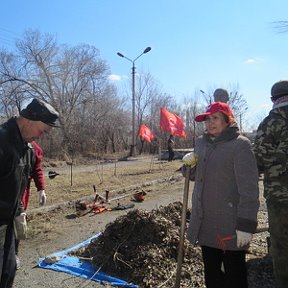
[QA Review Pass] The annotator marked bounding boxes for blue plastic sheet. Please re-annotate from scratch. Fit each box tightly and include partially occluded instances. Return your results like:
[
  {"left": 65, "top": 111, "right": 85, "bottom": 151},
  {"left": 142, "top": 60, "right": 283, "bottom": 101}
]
[{"left": 38, "top": 233, "right": 138, "bottom": 287}]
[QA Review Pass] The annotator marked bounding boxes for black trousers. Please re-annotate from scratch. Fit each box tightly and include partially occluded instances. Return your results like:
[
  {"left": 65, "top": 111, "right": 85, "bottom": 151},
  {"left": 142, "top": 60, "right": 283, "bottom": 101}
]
[
  {"left": 201, "top": 246, "right": 248, "bottom": 288},
  {"left": 0, "top": 224, "right": 16, "bottom": 288},
  {"left": 168, "top": 149, "right": 174, "bottom": 161}
]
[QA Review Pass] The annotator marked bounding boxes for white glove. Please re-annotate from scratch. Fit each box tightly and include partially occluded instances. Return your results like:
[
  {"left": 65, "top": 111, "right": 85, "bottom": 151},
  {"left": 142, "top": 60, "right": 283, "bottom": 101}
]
[
  {"left": 182, "top": 152, "right": 197, "bottom": 168},
  {"left": 38, "top": 190, "right": 47, "bottom": 206},
  {"left": 236, "top": 230, "right": 252, "bottom": 248}
]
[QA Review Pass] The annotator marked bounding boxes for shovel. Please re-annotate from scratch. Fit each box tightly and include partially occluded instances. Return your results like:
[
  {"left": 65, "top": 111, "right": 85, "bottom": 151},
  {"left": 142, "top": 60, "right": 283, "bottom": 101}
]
[{"left": 174, "top": 165, "right": 191, "bottom": 288}]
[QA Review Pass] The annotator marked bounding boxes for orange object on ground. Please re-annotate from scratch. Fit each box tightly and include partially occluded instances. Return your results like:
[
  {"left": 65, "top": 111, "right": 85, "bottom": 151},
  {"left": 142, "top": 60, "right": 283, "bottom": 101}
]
[
  {"left": 92, "top": 206, "right": 111, "bottom": 214},
  {"left": 132, "top": 191, "right": 147, "bottom": 202}
]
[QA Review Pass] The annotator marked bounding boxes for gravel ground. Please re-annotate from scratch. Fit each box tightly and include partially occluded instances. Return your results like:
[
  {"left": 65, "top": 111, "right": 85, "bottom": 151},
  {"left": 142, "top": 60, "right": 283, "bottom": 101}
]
[{"left": 13, "top": 162, "right": 274, "bottom": 288}]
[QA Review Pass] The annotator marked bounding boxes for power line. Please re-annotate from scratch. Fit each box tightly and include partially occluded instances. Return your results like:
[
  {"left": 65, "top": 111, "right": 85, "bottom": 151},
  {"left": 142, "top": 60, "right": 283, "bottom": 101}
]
[
  {"left": 0, "top": 27, "right": 20, "bottom": 37},
  {"left": 0, "top": 27, "right": 20, "bottom": 48},
  {"left": 0, "top": 36, "right": 15, "bottom": 45}
]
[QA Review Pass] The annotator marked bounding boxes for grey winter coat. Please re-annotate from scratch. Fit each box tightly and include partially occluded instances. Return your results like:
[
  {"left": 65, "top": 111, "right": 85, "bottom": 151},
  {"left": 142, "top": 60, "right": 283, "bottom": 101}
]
[{"left": 187, "top": 125, "right": 260, "bottom": 251}]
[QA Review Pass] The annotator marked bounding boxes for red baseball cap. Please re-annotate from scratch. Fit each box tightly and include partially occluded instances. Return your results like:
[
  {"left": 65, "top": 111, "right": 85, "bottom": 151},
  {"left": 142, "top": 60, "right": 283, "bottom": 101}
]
[{"left": 195, "top": 102, "right": 234, "bottom": 122}]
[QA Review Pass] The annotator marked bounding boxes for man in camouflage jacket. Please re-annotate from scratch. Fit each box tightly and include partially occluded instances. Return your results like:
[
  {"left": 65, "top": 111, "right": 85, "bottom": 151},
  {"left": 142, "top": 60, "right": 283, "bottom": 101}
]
[{"left": 253, "top": 80, "right": 288, "bottom": 288}]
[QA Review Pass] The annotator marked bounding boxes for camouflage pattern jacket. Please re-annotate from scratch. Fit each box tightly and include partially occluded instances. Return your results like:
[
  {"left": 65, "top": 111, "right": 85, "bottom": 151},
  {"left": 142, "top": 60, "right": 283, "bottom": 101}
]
[{"left": 254, "top": 104, "right": 288, "bottom": 204}]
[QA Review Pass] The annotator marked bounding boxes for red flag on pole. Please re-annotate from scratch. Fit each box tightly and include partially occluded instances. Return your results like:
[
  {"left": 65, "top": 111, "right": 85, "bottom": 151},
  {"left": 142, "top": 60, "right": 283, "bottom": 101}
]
[
  {"left": 160, "top": 108, "right": 187, "bottom": 137},
  {"left": 138, "top": 124, "right": 155, "bottom": 143}
]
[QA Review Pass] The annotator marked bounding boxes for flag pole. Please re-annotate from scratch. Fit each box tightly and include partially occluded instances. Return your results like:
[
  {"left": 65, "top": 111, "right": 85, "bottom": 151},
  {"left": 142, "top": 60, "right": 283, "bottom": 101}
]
[{"left": 174, "top": 166, "right": 191, "bottom": 288}]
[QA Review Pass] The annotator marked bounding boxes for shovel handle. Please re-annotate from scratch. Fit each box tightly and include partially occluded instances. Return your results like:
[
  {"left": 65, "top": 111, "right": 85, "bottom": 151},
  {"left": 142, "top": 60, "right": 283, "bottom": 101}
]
[{"left": 93, "top": 185, "right": 98, "bottom": 202}]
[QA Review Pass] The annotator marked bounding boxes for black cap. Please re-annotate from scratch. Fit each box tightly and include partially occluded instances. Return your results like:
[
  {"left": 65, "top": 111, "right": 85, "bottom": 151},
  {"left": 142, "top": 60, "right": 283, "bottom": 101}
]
[
  {"left": 213, "top": 88, "right": 229, "bottom": 103},
  {"left": 20, "top": 98, "right": 59, "bottom": 127},
  {"left": 271, "top": 80, "right": 288, "bottom": 101}
]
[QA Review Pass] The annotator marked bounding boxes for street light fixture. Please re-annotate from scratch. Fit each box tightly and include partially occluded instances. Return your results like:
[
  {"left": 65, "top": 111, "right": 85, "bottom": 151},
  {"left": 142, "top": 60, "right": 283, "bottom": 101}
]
[
  {"left": 117, "top": 47, "right": 151, "bottom": 157},
  {"left": 200, "top": 89, "right": 212, "bottom": 104}
]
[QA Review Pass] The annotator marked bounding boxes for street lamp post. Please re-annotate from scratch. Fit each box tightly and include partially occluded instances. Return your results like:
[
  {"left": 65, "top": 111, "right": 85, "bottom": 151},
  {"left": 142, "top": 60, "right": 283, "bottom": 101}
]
[{"left": 117, "top": 47, "right": 151, "bottom": 157}]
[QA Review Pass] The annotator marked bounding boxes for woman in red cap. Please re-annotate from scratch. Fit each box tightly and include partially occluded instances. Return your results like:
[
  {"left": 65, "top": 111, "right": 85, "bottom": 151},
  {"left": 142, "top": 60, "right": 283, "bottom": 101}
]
[{"left": 186, "top": 102, "right": 259, "bottom": 288}]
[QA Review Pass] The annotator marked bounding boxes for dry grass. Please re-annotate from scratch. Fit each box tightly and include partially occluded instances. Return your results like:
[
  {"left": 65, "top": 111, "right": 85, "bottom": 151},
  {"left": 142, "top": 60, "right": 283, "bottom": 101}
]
[
  {"left": 27, "top": 158, "right": 182, "bottom": 210},
  {"left": 25, "top": 157, "right": 184, "bottom": 239}
]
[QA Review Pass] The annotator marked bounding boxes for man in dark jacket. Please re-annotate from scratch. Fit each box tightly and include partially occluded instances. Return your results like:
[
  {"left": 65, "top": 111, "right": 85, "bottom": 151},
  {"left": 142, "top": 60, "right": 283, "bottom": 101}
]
[{"left": 0, "top": 98, "right": 59, "bottom": 287}]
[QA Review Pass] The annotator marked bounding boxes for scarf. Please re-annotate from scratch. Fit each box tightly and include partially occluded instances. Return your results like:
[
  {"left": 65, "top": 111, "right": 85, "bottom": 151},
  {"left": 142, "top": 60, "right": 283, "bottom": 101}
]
[{"left": 273, "top": 96, "right": 288, "bottom": 109}]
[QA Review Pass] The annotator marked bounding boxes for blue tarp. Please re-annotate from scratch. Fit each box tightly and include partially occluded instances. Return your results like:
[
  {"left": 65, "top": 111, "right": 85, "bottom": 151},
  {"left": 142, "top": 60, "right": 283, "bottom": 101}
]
[{"left": 38, "top": 233, "right": 138, "bottom": 287}]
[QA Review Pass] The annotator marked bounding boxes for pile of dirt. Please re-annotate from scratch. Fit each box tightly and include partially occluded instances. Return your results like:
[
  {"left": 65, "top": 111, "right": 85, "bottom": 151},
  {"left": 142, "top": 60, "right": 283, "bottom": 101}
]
[
  {"left": 70, "top": 202, "right": 205, "bottom": 287},
  {"left": 69, "top": 201, "right": 276, "bottom": 288}
]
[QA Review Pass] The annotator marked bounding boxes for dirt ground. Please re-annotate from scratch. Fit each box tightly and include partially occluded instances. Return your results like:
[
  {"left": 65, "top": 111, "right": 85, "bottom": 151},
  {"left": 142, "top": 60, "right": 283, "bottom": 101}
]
[
  {"left": 14, "top": 157, "right": 187, "bottom": 288},
  {"left": 13, "top": 156, "right": 270, "bottom": 288}
]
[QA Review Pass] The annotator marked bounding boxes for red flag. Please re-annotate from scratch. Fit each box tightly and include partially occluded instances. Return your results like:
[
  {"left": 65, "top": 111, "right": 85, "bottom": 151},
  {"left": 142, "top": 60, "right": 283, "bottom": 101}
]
[
  {"left": 138, "top": 124, "right": 155, "bottom": 143},
  {"left": 160, "top": 108, "right": 187, "bottom": 137}
]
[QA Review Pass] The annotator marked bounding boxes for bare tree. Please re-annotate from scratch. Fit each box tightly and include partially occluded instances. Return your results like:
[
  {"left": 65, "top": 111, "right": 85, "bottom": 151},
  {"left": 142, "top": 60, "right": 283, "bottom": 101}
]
[
  {"left": 0, "top": 50, "right": 33, "bottom": 116},
  {"left": 2, "top": 29, "right": 254, "bottom": 158},
  {"left": 135, "top": 71, "right": 158, "bottom": 125},
  {"left": 0, "top": 30, "right": 129, "bottom": 157},
  {"left": 183, "top": 92, "right": 206, "bottom": 147},
  {"left": 226, "top": 85, "right": 248, "bottom": 133},
  {"left": 133, "top": 70, "right": 162, "bottom": 153}
]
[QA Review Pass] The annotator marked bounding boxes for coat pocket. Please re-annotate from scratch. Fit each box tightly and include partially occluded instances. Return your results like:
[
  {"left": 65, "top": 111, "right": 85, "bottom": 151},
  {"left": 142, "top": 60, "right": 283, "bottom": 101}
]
[{"left": 14, "top": 213, "right": 27, "bottom": 240}]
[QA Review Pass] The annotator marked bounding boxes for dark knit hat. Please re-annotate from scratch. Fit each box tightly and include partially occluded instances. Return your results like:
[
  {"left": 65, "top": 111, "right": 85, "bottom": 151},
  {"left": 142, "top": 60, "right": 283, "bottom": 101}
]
[
  {"left": 213, "top": 88, "right": 229, "bottom": 103},
  {"left": 20, "top": 98, "right": 59, "bottom": 127},
  {"left": 271, "top": 80, "right": 288, "bottom": 101}
]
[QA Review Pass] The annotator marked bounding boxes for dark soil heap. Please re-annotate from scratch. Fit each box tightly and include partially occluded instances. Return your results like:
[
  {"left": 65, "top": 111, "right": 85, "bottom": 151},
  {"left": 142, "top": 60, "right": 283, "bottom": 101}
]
[
  {"left": 70, "top": 202, "right": 276, "bottom": 288},
  {"left": 71, "top": 202, "right": 205, "bottom": 287}
]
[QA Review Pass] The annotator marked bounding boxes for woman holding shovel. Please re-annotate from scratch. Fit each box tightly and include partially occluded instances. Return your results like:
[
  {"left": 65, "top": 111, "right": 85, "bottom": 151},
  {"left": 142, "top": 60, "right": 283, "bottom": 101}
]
[{"left": 186, "top": 102, "right": 259, "bottom": 288}]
